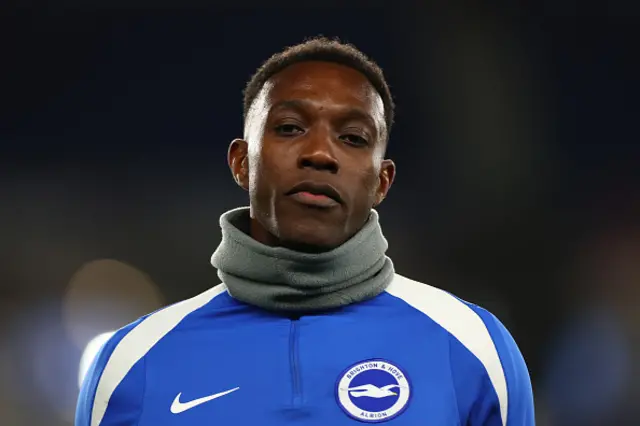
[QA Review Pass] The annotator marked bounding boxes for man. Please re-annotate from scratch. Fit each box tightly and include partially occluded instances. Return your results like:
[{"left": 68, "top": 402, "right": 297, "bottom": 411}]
[{"left": 76, "top": 37, "right": 535, "bottom": 425}]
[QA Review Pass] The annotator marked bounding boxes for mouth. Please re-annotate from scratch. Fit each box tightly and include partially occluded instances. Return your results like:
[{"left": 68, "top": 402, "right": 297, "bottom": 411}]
[{"left": 286, "top": 181, "right": 343, "bottom": 208}]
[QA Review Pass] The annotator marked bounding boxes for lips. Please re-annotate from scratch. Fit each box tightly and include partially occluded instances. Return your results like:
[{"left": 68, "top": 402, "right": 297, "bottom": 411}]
[{"left": 286, "top": 181, "right": 343, "bottom": 206}]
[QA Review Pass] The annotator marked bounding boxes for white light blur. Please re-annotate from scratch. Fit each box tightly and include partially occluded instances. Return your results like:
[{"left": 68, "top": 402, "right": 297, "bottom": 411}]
[
  {"left": 78, "top": 331, "right": 115, "bottom": 389},
  {"left": 63, "top": 259, "right": 164, "bottom": 350}
]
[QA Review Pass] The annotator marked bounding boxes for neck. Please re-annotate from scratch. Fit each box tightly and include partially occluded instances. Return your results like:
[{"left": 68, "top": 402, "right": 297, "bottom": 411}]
[{"left": 210, "top": 207, "right": 395, "bottom": 313}]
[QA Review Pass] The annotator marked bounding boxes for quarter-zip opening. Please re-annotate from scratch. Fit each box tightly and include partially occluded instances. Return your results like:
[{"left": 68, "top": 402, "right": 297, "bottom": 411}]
[{"left": 289, "top": 319, "right": 303, "bottom": 407}]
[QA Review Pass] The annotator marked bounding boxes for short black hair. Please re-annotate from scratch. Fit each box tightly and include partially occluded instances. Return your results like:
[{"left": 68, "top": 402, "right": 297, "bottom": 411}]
[{"left": 243, "top": 36, "right": 395, "bottom": 140}]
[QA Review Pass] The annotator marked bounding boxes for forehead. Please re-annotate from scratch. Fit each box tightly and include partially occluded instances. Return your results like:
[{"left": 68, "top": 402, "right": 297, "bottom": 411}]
[{"left": 263, "top": 61, "right": 385, "bottom": 128}]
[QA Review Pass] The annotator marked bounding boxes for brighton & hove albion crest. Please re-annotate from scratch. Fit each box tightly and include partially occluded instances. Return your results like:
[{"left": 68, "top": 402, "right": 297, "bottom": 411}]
[{"left": 336, "top": 359, "right": 411, "bottom": 423}]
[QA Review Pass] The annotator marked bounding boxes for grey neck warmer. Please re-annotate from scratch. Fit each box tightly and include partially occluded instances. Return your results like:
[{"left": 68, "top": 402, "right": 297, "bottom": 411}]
[{"left": 210, "top": 207, "right": 395, "bottom": 313}]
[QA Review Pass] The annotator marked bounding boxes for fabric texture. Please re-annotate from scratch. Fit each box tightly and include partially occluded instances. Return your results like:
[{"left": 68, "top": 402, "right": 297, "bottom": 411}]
[{"left": 210, "top": 207, "right": 395, "bottom": 313}]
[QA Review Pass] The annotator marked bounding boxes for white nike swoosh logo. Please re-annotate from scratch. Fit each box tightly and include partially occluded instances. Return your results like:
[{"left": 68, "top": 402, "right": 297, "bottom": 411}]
[{"left": 170, "top": 387, "right": 240, "bottom": 414}]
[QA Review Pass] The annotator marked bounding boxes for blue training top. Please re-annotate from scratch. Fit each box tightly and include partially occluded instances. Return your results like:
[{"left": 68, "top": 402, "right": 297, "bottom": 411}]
[{"left": 76, "top": 274, "right": 535, "bottom": 425}]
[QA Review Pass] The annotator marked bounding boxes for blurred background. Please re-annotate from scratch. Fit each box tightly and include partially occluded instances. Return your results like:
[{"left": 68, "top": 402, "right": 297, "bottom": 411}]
[{"left": 1, "top": 2, "right": 638, "bottom": 425}]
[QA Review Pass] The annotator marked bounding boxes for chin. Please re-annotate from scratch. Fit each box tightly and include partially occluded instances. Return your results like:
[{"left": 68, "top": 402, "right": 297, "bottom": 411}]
[{"left": 277, "top": 222, "right": 344, "bottom": 253}]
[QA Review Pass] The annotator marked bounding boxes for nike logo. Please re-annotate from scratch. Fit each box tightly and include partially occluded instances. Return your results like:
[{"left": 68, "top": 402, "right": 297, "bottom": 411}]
[{"left": 170, "top": 387, "right": 240, "bottom": 414}]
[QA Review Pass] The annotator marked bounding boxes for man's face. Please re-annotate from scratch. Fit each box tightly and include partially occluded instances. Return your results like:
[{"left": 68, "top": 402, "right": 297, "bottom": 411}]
[{"left": 229, "top": 61, "right": 395, "bottom": 251}]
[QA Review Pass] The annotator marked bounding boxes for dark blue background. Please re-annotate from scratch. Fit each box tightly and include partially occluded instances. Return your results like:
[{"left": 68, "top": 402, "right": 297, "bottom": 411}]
[{"left": 0, "top": 4, "right": 638, "bottom": 425}]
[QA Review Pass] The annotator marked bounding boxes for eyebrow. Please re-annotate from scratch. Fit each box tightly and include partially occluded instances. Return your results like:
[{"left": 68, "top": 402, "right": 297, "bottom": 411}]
[
  {"left": 270, "top": 99, "right": 378, "bottom": 132},
  {"left": 270, "top": 99, "right": 310, "bottom": 113}
]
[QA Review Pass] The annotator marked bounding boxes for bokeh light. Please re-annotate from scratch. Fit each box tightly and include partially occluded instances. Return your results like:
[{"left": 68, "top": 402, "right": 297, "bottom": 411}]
[{"left": 62, "top": 259, "right": 164, "bottom": 350}]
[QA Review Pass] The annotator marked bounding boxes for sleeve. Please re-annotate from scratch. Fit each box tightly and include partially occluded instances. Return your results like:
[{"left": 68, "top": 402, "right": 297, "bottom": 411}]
[
  {"left": 75, "top": 321, "right": 146, "bottom": 426},
  {"left": 475, "top": 308, "right": 536, "bottom": 426}
]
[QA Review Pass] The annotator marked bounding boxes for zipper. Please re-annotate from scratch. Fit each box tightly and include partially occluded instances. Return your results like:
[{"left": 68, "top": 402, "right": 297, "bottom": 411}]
[{"left": 289, "top": 319, "right": 303, "bottom": 407}]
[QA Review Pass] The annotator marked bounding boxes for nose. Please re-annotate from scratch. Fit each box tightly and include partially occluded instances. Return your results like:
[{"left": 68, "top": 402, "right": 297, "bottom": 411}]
[{"left": 297, "top": 130, "right": 339, "bottom": 174}]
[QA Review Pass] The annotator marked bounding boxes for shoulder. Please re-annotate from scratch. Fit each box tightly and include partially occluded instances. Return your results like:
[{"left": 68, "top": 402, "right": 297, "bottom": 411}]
[
  {"left": 385, "top": 274, "right": 533, "bottom": 426},
  {"left": 385, "top": 273, "right": 513, "bottom": 360},
  {"left": 76, "top": 284, "right": 228, "bottom": 426},
  {"left": 94, "top": 283, "right": 229, "bottom": 389},
  {"left": 385, "top": 273, "right": 509, "bottom": 395}
]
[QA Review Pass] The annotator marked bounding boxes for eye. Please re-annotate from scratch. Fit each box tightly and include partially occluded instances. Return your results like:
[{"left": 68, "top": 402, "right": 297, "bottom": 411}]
[
  {"left": 340, "top": 134, "right": 369, "bottom": 147},
  {"left": 275, "top": 124, "right": 304, "bottom": 136}
]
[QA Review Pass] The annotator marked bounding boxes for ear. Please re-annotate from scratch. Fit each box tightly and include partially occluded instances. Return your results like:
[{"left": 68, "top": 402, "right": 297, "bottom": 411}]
[
  {"left": 228, "top": 139, "right": 249, "bottom": 191},
  {"left": 374, "top": 159, "right": 396, "bottom": 206}
]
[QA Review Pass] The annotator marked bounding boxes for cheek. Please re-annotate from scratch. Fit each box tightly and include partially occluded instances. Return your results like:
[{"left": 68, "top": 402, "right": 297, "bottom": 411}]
[
  {"left": 247, "top": 152, "right": 272, "bottom": 199},
  {"left": 247, "top": 151, "right": 262, "bottom": 189},
  {"left": 353, "top": 165, "right": 380, "bottom": 202},
  {"left": 248, "top": 148, "right": 282, "bottom": 192}
]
